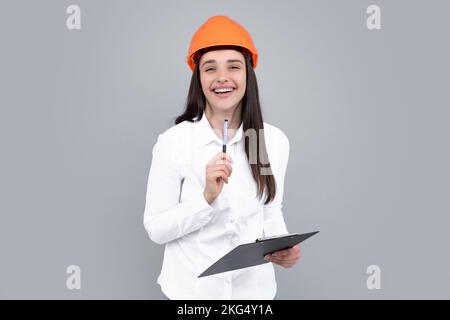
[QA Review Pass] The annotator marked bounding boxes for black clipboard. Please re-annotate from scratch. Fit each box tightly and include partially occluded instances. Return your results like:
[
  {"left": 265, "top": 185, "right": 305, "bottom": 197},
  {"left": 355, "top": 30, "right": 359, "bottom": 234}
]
[{"left": 198, "top": 231, "right": 319, "bottom": 278}]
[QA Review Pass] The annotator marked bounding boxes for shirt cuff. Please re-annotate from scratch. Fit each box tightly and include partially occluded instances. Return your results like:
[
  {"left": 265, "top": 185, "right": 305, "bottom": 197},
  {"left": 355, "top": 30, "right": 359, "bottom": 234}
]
[
  {"left": 179, "top": 191, "right": 218, "bottom": 229},
  {"left": 190, "top": 190, "right": 215, "bottom": 213}
]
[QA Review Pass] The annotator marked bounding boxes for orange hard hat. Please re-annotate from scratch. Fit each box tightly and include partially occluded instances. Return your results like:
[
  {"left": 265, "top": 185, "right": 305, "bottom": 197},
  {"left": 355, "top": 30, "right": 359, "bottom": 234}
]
[{"left": 187, "top": 15, "right": 258, "bottom": 71}]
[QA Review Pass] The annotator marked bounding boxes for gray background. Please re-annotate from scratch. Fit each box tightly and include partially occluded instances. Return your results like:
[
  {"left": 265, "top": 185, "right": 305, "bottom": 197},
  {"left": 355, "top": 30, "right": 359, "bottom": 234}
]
[{"left": 1, "top": 0, "right": 449, "bottom": 299}]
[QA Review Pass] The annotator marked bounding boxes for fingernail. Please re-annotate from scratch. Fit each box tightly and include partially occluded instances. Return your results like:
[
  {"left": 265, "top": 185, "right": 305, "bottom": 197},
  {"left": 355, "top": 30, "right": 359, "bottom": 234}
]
[
  {"left": 264, "top": 255, "right": 269, "bottom": 261},
  {"left": 273, "top": 253, "right": 278, "bottom": 257}
]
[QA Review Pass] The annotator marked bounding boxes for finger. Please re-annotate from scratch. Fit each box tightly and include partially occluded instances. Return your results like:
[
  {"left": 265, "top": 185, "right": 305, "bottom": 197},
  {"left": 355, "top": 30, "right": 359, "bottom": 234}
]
[
  {"left": 271, "top": 250, "right": 291, "bottom": 257},
  {"left": 268, "top": 253, "right": 300, "bottom": 262},
  {"left": 270, "top": 254, "right": 300, "bottom": 261},
  {"left": 214, "top": 171, "right": 228, "bottom": 183},
  {"left": 212, "top": 162, "right": 232, "bottom": 175},
  {"left": 277, "top": 262, "right": 296, "bottom": 268},
  {"left": 210, "top": 164, "right": 232, "bottom": 177},
  {"left": 209, "top": 152, "right": 233, "bottom": 165},
  {"left": 271, "top": 258, "right": 299, "bottom": 267},
  {"left": 272, "top": 245, "right": 300, "bottom": 257},
  {"left": 265, "top": 254, "right": 299, "bottom": 262},
  {"left": 265, "top": 257, "right": 297, "bottom": 268},
  {"left": 215, "top": 159, "right": 233, "bottom": 172},
  {"left": 269, "top": 256, "right": 300, "bottom": 263},
  {"left": 222, "top": 163, "right": 233, "bottom": 176},
  {"left": 209, "top": 167, "right": 231, "bottom": 178},
  {"left": 210, "top": 171, "right": 229, "bottom": 183}
]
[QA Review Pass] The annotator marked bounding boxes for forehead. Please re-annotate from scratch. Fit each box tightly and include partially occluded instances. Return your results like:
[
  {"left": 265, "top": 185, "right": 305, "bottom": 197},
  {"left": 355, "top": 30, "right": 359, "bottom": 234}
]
[{"left": 200, "top": 49, "right": 245, "bottom": 63}]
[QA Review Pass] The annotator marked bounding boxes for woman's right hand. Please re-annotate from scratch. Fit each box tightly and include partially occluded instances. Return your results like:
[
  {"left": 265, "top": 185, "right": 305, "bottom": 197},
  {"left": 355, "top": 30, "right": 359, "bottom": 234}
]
[{"left": 203, "top": 152, "right": 233, "bottom": 205}]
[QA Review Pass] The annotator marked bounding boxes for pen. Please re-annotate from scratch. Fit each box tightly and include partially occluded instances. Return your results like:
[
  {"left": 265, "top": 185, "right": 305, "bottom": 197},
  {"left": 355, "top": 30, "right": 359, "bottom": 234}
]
[{"left": 223, "top": 119, "right": 228, "bottom": 159}]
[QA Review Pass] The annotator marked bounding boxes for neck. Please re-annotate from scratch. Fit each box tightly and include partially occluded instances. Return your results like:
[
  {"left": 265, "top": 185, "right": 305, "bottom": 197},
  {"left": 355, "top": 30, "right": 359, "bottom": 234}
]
[
  {"left": 204, "top": 103, "right": 242, "bottom": 130},
  {"left": 204, "top": 102, "right": 242, "bottom": 140}
]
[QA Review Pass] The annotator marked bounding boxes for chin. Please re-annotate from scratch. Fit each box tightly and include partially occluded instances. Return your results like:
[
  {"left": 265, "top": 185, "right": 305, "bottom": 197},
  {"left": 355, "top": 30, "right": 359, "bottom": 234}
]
[{"left": 210, "top": 99, "right": 241, "bottom": 110}]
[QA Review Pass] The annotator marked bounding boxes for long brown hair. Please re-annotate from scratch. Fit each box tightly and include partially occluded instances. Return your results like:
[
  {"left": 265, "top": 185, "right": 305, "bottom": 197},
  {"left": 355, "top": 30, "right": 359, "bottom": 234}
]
[{"left": 175, "top": 46, "right": 276, "bottom": 205}]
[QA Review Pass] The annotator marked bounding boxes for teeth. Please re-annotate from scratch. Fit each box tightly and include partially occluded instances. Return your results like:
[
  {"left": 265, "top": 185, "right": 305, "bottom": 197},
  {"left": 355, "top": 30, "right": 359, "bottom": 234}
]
[{"left": 214, "top": 88, "right": 234, "bottom": 93}]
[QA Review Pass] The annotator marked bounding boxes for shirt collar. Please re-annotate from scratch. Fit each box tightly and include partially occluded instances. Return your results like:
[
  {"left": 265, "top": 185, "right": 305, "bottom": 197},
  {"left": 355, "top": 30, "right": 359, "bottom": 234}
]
[{"left": 195, "top": 111, "right": 244, "bottom": 147}]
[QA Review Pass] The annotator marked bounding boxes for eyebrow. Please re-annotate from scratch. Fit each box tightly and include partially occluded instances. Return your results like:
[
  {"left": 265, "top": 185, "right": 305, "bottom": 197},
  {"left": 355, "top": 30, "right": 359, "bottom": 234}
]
[{"left": 201, "top": 59, "right": 244, "bottom": 68}]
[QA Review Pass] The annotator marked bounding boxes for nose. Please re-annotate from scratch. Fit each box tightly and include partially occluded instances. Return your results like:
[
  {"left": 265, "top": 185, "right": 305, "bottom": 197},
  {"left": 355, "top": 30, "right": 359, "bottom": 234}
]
[
  {"left": 216, "top": 76, "right": 229, "bottom": 85},
  {"left": 216, "top": 68, "right": 230, "bottom": 83},
  {"left": 217, "top": 78, "right": 227, "bottom": 84}
]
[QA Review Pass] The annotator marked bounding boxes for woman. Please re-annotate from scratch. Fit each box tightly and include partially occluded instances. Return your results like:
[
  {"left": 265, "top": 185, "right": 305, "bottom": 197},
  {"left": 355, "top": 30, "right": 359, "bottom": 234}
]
[{"left": 143, "top": 15, "right": 300, "bottom": 300}]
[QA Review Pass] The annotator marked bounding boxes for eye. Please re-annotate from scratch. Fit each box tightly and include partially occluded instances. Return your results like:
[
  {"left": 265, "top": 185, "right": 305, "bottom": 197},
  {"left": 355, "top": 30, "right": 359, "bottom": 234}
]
[
  {"left": 230, "top": 65, "right": 240, "bottom": 69},
  {"left": 205, "top": 68, "right": 215, "bottom": 72}
]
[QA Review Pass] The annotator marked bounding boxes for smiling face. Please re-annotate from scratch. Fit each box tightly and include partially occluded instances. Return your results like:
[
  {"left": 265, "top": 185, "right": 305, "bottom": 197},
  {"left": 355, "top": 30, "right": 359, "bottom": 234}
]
[{"left": 199, "top": 49, "right": 247, "bottom": 113}]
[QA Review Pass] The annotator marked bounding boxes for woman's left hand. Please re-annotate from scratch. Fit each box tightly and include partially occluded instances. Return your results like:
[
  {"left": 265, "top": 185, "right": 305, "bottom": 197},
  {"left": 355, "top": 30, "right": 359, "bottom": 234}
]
[{"left": 264, "top": 244, "right": 301, "bottom": 268}]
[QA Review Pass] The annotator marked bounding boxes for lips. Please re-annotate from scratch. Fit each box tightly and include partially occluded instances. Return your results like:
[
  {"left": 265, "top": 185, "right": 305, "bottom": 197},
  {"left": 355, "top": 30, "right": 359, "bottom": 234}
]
[{"left": 212, "top": 87, "right": 235, "bottom": 99}]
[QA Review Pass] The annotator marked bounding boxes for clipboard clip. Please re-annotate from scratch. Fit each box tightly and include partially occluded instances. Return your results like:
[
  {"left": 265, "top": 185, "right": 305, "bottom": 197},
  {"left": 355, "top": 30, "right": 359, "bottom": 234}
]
[{"left": 255, "top": 233, "right": 291, "bottom": 242}]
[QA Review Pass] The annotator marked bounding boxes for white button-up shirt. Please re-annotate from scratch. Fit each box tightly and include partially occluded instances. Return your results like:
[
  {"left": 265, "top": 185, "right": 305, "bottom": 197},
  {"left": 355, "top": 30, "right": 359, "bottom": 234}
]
[{"left": 143, "top": 112, "right": 290, "bottom": 300}]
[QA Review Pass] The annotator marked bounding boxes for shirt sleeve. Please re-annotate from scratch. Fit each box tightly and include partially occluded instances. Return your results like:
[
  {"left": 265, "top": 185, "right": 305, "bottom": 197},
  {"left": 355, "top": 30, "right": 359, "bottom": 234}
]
[
  {"left": 262, "top": 131, "right": 290, "bottom": 237},
  {"left": 143, "top": 133, "right": 217, "bottom": 245}
]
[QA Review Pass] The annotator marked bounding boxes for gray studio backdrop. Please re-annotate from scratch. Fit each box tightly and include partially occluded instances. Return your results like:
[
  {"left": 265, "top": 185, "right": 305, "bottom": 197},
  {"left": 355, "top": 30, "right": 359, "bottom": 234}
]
[{"left": 1, "top": 0, "right": 449, "bottom": 299}]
